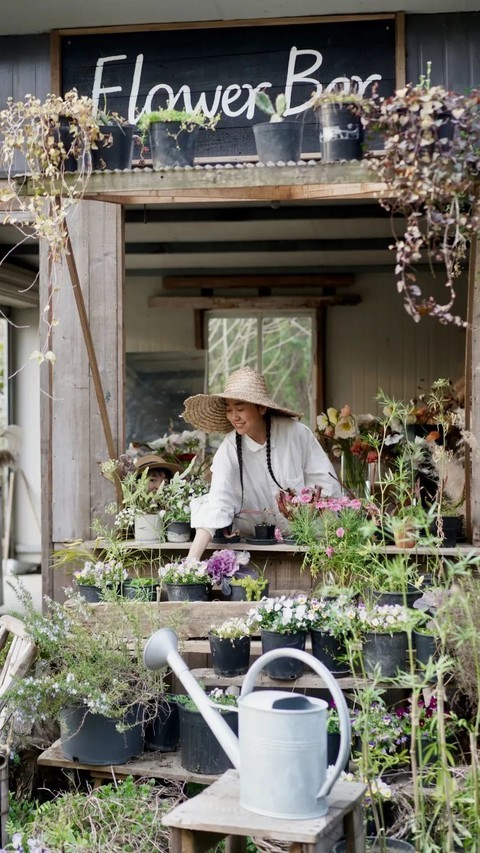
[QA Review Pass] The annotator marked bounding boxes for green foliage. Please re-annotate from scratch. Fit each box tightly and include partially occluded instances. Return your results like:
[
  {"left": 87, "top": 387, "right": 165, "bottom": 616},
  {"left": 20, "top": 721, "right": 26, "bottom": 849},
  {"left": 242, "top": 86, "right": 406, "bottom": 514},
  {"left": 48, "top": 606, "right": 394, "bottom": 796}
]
[
  {"left": 7, "top": 777, "right": 174, "bottom": 852},
  {"left": 137, "top": 109, "right": 220, "bottom": 136},
  {"left": 254, "top": 91, "right": 287, "bottom": 122},
  {"left": 230, "top": 575, "right": 268, "bottom": 601}
]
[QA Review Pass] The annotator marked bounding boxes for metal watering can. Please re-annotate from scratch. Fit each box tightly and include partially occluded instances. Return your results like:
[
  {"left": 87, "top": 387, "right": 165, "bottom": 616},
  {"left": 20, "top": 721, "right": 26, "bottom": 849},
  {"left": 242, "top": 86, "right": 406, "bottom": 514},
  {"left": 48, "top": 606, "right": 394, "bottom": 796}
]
[{"left": 144, "top": 628, "right": 351, "bottom": 820}]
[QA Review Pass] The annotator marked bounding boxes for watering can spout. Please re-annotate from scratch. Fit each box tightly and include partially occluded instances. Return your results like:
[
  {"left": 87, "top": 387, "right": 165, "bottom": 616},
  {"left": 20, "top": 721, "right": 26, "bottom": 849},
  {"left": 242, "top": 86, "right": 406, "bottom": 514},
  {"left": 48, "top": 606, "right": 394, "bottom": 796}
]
[{"left": 143, "top": 629, "right": 240, "bottom": 769}]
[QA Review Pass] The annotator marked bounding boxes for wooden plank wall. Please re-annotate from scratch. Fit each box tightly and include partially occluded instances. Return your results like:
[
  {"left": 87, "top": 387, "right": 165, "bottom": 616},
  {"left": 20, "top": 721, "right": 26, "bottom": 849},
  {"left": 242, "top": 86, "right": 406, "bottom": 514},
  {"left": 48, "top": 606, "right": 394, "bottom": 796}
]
[{"left": 39, "top": 201, "right": 124, "bottom": 599}]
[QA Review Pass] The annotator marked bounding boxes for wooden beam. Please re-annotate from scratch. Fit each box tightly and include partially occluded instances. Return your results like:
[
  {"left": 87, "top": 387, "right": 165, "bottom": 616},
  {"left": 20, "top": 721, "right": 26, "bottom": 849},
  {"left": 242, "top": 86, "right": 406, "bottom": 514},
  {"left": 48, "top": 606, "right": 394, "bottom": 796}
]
[
  {"left": 465, "top": 233, "right": 479, "bottom": 543},
  {"left": 395, "top": 12, "right": 406, "bottom": 89},
  {"left": 163, "top": 275, "right": 355, "bottom": 290},
  {"left": 55, "top": 13, "right": 395, "bottom": 37},
  {"left": 149, "top": 295, "right": 360, "bottom": 309}
]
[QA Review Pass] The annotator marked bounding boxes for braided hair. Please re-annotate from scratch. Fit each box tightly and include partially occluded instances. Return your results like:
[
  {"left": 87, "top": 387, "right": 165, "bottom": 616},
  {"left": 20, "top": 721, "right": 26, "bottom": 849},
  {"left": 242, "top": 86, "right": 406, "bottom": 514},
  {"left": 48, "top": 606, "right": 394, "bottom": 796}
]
[{"left": 235, "top": 410, "right": 283, "bottom": 509}]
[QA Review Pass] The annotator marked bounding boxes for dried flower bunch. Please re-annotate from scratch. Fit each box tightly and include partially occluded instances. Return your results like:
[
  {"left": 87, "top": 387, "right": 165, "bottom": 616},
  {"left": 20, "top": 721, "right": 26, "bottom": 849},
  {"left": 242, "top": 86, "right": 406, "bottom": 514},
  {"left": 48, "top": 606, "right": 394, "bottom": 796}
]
[
  {"left": 362, "top": 63, "right": 480, "bottom": 326},
  {"left": 159, "top": 557, "right": 209, "bottom": 585}
]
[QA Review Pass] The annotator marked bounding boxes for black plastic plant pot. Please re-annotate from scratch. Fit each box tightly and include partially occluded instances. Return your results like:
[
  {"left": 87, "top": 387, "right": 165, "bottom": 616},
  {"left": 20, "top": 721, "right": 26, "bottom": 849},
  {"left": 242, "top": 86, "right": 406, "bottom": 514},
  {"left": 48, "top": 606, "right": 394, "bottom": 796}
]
[
  {"left": 58, "top": 118, "right": 81, "bottom": 172},
  {"left": 327, "top": 731, "right": 350, "bottom": 771},
  {"left": 311, "top": 629, "right": 350, "bottom": 675},
  {"left": 317, "top": 103, "right": 363, "bottom": 161},
  {"left": 260, "top": 629, "right": 306, "bottom": 679},
  {"left": 59, "top": 704, "right": 144, "bottom": 765},
  {"left": 91, "top": 124, "right": 135, "bottom": 170},
  {"left": 254, "top": 523, "right": 276, "bottom": 540},
  {"left": 121, "top": 579, "right": 159, "bottom": 602},
  {"left": 230, "top": 582, "right": 270, "bottom": 601},
  {"left": 208, "top": 633, "right": 251, "bottom": 677},
  {"left": 362, "top": 631, "right": 408, "bottom": 678},
  {"left": 165, "top": 582, "right": 209, "bottom": 602},
  {"left": 413, "top": 629, "right": 439, "bottom": 668},
  {"left": 178, "top": 705, "right": 238, "bottom": 775},
  {"left": 165, "top": 521, "right": 192, "bottom": 543},
  {"left": 373, "top": 586, "right": 422, "bottom": 609},
  {"left": 253, "top": 121, "right": 303, "bottom": 164},
  {"left": 148, "top": 121, "right": 199, "bottom": 168},
  {"left": 144, "top": 699, "right": 180, "bottom": 752},
  {"left": 76, "top": 583, "right": 104, "bottom": 603},
  {"left": 429, "top": 516, "right": 460, "bottom": 548}
]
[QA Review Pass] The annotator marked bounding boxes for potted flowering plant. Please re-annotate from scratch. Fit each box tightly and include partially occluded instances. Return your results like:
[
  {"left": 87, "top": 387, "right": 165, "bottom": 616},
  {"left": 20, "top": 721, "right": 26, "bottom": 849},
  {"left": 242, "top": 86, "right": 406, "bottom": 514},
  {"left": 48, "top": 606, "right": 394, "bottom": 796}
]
[
  {"left": 208, "top": 617, "right": 252, "bottom": 677},
  {"left": 307, "top": 593, "right": 357, "bottom": 675},
  {"left": 161, "top": 465, "right": 209, "bottom": 542},
  {"left": 175, "top": 688, "right": 238, "bottom": 775},
  {"left": 311, "top": 84, "right": 366, "bottom": 162},
  {"left": 137, "top": 108, "right": 220, "bottom": 168},
  {"left": 205, "top": 549, "right": 251, "bottom": 596},
  {"left": 5, "top": 585, "right": 164, "bottom": 766},
  {"left": 148, "top": 428, "right": 208, "bottom": 468},
  {"left": 247, "top": 594, "right": 310, "bottom": 680},
  {"left": 73, "top": 558, "right": 127, "bottom": 602},
  {"left": 356, "top": 603, "right": 420, "bottom": 678},
  {"left": 116, "top": 467, "right": 166, "bottom": 541},
  {"left": 158, "top": 557, "right": 210, "bottom": 601}
]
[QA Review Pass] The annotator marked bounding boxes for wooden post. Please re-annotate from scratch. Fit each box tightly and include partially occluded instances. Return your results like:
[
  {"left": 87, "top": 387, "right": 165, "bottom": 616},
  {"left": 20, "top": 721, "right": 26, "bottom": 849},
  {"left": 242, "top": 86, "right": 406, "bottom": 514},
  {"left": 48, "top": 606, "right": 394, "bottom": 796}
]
[
  {"left": 465, "top": 233, "right": 480, "bottom": 544},
  {"left": 40, "top": 201, "right": 124, "bottom": 599}
]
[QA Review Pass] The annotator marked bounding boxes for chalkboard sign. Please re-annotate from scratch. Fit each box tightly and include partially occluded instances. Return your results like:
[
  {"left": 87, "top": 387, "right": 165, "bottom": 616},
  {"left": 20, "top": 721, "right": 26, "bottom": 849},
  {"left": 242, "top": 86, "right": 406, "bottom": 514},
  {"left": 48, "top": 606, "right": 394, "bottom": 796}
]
[{"left": 61, "top": 18, "right": 396, "bottom": 158}]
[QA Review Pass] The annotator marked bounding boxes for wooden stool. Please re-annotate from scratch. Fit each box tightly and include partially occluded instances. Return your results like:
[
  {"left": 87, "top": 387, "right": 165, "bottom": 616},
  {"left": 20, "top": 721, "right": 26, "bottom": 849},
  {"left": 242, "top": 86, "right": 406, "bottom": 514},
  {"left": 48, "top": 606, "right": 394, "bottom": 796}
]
[{"left": 163, "top": 769, "right": 366, "bottom": 853}]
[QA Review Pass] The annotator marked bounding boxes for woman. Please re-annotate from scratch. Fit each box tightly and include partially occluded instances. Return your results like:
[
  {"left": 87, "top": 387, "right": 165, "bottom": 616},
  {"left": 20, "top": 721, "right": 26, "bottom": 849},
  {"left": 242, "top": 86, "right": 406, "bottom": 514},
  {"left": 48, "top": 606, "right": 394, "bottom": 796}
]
[{"left": 182, "top": 366, "right": 341, "bottom": 559}]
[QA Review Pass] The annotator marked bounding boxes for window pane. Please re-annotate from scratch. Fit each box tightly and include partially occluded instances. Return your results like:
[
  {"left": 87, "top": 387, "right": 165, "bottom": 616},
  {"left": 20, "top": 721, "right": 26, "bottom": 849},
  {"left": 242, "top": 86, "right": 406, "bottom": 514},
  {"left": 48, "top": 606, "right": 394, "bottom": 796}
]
[
  {"left": 261, "top": 316, "right": 313, "bottom": 423},
  {"left": 207, "top": 316, "right": 257, "bottom": 393}
]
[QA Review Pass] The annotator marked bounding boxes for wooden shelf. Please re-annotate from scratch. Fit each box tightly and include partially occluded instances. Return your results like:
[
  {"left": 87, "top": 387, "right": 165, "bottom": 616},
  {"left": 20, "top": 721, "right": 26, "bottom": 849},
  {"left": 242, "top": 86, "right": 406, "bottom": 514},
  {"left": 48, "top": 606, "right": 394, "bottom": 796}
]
[
  {"left": 191, "top": 667, "right": 383, "bottom": 691},
  {"left": 37, "top": 738, "right": 220, "bottom": 785}
]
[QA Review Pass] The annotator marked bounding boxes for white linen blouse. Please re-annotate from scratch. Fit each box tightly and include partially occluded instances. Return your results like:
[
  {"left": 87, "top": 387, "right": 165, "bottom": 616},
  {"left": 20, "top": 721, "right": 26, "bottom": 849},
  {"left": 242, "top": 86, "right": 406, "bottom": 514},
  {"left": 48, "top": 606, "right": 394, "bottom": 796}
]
[{"left": 190, "top": 417, "right": 341, "bottom": 537}]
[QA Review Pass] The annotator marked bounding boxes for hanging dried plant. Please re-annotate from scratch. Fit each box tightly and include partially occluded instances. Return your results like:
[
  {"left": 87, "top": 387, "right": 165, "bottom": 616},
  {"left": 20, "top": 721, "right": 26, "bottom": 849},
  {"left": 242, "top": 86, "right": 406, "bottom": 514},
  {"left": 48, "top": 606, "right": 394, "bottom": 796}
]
[{"left": 363, "top": 65, "right": 480, "bottom": 326}]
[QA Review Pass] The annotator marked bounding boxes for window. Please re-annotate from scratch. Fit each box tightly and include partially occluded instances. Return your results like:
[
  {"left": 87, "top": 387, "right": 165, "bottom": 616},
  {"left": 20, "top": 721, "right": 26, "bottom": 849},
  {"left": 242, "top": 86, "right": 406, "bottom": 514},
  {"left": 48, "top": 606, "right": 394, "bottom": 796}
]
[{"left": 206, "top": 311, "right": 315, "bottom": 424}]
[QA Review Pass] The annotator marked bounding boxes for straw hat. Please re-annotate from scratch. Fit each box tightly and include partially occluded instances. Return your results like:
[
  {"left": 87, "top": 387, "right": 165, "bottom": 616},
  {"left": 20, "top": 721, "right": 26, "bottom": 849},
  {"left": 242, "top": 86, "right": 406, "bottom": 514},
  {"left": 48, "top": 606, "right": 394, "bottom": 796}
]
[
  {"left": 182, "top": 367, "right": 302, "bottom": 433},
  {"left": 134, "top": 454, "right": 182, "bottom": 476}
]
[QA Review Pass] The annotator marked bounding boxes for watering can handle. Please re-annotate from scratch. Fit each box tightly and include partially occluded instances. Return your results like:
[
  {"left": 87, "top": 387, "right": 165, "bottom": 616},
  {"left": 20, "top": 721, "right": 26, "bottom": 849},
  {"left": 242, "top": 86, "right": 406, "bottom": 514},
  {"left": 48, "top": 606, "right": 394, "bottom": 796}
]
[{"left": 240, "top": 648, "right": 351, "bottom": 802}]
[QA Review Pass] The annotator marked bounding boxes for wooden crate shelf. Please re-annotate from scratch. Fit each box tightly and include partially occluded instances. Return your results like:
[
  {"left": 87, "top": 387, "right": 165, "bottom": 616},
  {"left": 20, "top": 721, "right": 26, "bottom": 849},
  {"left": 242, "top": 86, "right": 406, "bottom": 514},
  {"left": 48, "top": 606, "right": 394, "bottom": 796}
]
[{"left": 37, "top": 738, "right": 220, "bottom": 786}]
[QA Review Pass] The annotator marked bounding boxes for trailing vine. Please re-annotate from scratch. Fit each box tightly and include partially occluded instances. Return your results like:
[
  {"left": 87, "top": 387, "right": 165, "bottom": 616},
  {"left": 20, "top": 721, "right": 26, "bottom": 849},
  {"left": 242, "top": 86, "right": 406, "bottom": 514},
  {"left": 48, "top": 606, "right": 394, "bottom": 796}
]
[{"left": 363, "top": 66, "right": 480, "bottom": 326}]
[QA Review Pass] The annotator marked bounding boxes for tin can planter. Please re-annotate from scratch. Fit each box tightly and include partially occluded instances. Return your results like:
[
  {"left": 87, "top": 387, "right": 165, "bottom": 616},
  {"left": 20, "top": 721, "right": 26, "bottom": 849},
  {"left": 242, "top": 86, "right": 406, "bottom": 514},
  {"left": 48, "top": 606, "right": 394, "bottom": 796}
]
[
  {"left": 311, "top": 629, "right": 350, "bottom": 675},
  {"left": 134, "top": 513, "right": 163, "bottom": 542},
  {"left": 317, "top": 103, "right": 363, "bottom": 161},
  {"left": 208, "top": 633, "right": 251, "bottom": 677},
  {"left": 362, "top": 631, "right": 408, "bottom": 678},
  {"left": 165, "top": 521, "right": 192, "bottom": 543},
  {"left": 260, "top": 629, "right": 306, "bottom": 679},
  {"left": 144, "top": 698, "right": 180, "bottom": 752},
  {"left": 178, "top": 705, "right": 238, "bottom": 775},
  {"left": 165, "top": 582, "right": 209, "bottom": 602},
  {"left": 59, "top": 704, "right": 144, "bottom": 765},
  {"left": 149, "top": 121, "right": 199, "bottom": 168},
  {"left": 253, "top": 121, "right": 303, "bottom": 164},
  {"left": 91, "top": 124, "right": 135, "bottom": 170}
]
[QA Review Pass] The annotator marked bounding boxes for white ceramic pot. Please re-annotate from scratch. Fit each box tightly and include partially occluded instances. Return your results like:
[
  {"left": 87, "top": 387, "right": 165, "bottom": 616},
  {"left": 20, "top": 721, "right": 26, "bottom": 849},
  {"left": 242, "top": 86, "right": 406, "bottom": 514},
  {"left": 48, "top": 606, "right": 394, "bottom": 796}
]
[{"left": 134, "top": 513, "right": 163, "bottom": 542}]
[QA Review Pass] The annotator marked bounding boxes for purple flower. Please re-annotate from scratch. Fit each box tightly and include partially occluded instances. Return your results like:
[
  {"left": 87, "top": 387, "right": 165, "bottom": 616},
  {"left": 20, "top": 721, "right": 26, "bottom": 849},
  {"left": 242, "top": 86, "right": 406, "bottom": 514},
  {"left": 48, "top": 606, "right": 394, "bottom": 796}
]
[{"left": 206, "top": 550, "right": 241, "bottom": 584}]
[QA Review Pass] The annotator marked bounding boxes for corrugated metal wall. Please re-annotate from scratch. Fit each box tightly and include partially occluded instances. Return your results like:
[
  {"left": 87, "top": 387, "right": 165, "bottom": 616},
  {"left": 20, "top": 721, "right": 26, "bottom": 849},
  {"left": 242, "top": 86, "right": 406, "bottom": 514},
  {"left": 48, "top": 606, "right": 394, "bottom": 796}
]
[{"left": 406, "top": 13, "right": 480, "bottom": 89}]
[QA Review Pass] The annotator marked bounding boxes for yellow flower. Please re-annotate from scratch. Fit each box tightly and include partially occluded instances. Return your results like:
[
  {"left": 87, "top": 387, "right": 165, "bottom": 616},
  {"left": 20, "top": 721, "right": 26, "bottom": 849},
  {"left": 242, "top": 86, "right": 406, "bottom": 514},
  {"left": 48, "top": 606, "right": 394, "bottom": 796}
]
[{"left": 327, "top": 407, "right": 339, "bottom": 425}]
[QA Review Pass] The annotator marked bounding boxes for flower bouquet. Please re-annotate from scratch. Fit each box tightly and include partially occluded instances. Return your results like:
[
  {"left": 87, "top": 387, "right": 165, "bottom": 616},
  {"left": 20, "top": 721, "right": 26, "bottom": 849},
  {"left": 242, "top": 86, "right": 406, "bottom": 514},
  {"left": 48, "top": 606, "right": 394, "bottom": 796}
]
[
  {"left": 206, "top": 549, "right": 250, "bottom": 595},
  {"left": 316, "top": 405, "right": 377, "bottom": 497}
]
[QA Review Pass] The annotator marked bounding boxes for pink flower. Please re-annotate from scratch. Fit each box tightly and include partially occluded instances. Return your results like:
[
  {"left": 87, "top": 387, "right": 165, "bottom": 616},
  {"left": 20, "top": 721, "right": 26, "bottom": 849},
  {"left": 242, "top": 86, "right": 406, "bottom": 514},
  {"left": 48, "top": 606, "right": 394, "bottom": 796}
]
[
  {"left": 336, "top": 527, "right": 345, "bottom": 538},
  {"left": 325, "top": 546, "right": 335, "bottom": 558},
  {"left": 274, "top": 527, "right": 284, "bottom": 542},
  {"left": 340, "top": 404, "right": 352, "bottom": 418}
]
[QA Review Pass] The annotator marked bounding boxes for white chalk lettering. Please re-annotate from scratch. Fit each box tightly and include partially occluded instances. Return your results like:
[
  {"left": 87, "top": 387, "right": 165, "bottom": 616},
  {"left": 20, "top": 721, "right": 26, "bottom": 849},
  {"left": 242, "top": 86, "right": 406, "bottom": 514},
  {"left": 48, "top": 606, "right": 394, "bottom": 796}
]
[
  {"left": 92, "top": 55, "right": 127, "bottom": 109},
  {"left": 283, "top": 47, "right": 323, "bottom": 116},
  {"left": 90, "top": 50, "right": 383, "bottom": 123},
  {"left": 128, "top": 53, "right": 144, "bottom": 124}
]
